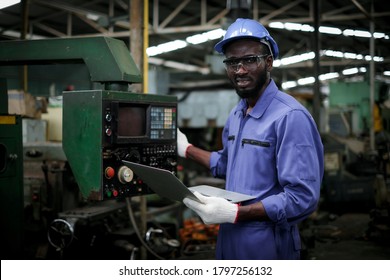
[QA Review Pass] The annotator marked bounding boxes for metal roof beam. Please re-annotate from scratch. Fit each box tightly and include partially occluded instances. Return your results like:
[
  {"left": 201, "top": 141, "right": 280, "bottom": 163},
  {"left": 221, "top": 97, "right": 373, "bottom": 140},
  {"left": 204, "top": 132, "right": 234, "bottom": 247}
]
[
  {"left": 34, "top": 22, "right": 66, "bottom": 37},
  {"left": 33, "top": 0, "right": 106, "bottom": 18},
  {"left": 159, "top": 0, "right": 191, "bottom": 29},
  {"left": 74, "top": 13, "right": 108, "bottom": 33},
  {"left": 260, "top": 0, "right": 306, "bottom": 23}
]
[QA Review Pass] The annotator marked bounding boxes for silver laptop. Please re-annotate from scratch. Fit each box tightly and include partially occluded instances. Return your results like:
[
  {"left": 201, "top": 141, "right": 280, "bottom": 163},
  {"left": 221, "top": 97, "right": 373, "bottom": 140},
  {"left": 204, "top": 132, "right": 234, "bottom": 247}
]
[{"left": 122, "top": 160, "right": 255, "bottom": 204}]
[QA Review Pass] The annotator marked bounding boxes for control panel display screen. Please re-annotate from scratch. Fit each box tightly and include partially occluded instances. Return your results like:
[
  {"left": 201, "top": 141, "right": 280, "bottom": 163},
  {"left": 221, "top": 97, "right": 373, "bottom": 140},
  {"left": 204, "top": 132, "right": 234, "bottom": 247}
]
[{"left": 117, "top": 105, "right": 146, "bottom": 137}]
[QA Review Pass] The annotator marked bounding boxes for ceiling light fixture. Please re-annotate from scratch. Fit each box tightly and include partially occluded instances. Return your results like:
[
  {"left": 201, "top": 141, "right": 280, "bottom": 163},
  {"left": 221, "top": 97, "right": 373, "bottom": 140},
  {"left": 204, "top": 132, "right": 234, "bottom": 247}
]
[
  {"left": 147, "top": 40, "right": 187, "bottom": 56},
  {"left": 282, "top": 67, "right": 368, "bottom": 90},
  {"left": 342, "top": 68, "right": 359, "bottom": 75},
  {"left": 186, "top": 28, "right": 225, "bottom": 45},
  {"left": 149, "top": 57, "right": 210, "bottom": 74},
  {"left": 269, "top": 21, "right": 389, "bottom": 40},
  {"left": 319, "top": 72, "right": 340, "bottom": 81},
  {"left": 147, "top": 29, "right": 224, "bottom": 56},
  {"left": 298, "top": 77, "right": 315, "bottom": 85}
]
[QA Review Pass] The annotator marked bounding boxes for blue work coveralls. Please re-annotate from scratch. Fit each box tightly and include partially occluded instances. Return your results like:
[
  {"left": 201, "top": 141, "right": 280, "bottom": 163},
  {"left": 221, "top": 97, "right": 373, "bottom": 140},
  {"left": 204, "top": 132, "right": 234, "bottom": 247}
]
[{"left": 209, "top": 80, "right": 324, "bottom": 260}]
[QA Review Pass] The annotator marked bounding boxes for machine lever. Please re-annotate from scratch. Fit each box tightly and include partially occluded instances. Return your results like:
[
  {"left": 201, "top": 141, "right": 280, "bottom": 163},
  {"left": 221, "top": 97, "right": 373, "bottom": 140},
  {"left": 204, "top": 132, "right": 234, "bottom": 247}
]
[{"left": 145, "top": 227, "right": 163, "bottom": 242}]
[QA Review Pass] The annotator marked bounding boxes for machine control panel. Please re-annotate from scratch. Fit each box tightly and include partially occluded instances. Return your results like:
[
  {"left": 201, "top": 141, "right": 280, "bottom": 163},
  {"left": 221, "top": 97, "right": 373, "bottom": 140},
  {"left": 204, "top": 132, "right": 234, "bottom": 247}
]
[
  {"left": 102, "top": 144, "right": 177, "bottom": 199},
  {"left": 63, "top": 90, "right": 178, "bottom": 201},
  {"left": 100, "top": 99, "right": 177, "bottom": 199}
]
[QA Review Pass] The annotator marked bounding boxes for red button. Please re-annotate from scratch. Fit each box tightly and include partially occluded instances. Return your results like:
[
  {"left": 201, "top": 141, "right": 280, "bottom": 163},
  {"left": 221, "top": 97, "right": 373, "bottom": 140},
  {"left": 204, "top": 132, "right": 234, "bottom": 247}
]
[
  {"left": 105, "top": 167, "right": 115, "bottom": 179},
  {"left": 113, "top": 190, "right": 118, "bottom": 197}
]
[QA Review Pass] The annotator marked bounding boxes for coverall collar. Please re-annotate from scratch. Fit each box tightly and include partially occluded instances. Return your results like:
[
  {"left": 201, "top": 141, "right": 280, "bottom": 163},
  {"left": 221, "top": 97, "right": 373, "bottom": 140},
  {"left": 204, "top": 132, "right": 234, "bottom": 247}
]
[{"left": 235, "top": 79, "right": 278, "bottom": 119}]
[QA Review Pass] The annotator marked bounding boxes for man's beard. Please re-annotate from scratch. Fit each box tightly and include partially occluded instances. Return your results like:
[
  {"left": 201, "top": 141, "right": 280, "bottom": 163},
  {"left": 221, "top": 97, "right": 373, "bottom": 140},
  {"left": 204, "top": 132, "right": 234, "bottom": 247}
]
[{"left": 232, "top": 68, "right": 268, "bottom": 99}]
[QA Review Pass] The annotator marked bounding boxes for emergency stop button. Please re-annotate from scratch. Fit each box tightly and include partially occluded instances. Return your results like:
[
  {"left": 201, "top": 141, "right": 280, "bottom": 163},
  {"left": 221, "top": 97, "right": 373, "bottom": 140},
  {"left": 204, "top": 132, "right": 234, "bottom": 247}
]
[{"left": 105, "top": 167, "right": 115, "bottom": 179}]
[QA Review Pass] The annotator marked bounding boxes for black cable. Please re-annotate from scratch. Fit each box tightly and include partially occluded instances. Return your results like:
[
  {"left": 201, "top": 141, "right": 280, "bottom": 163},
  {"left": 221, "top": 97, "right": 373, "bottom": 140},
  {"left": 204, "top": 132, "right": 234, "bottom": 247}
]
[{"left": 125, "top": 198, "right": 165, "bottom": 260}]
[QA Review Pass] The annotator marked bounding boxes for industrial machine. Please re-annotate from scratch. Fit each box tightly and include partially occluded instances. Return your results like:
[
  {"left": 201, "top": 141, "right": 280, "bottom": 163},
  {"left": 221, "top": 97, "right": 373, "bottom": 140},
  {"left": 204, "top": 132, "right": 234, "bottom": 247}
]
[
  {"left": 0, "top": 78, "right": 24, "bottom": 259},
  {"left": 321, "top": 133, "right": 377, "bottom": 212},
  {"left": 0, "top": 37, "right": 179, "bottom": 259},
  {"left": 63, "top": 90, "right": 177, "bottom": 200}
]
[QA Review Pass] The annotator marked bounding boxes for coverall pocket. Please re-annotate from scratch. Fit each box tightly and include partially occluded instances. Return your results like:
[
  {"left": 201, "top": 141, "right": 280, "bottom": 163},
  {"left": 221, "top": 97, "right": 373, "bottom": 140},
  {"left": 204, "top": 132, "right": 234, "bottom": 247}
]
[{"left": 296, "top": 144, "right": 317, "bottom": 181}]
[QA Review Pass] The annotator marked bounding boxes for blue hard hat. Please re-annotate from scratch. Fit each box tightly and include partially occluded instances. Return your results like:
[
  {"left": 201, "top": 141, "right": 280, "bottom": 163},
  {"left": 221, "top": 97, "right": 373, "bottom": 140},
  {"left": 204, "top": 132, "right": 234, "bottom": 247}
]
[{"left": 214, "top": 18, "right": 279, "bottom": 59}]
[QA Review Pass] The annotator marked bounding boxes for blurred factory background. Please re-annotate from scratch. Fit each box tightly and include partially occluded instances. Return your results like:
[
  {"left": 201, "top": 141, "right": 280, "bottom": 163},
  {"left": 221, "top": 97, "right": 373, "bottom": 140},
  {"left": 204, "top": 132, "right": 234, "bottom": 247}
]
[{"left": 1, "top": 0, "right": 390, "bottom": 260}]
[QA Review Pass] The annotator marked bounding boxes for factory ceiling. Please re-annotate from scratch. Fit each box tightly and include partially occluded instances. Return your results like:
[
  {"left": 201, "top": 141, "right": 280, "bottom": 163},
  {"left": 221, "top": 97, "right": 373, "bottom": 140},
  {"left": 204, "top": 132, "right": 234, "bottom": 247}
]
[{"left": 0, "top": 0, "right": 389, "bottom": 92}]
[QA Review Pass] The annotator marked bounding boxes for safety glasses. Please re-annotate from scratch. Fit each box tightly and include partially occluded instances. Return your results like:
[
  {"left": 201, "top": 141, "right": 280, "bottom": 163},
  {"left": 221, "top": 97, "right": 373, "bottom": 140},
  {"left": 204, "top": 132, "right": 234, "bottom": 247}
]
[{"left": 223, "top": 54, "right": 269, "bottom": 72}]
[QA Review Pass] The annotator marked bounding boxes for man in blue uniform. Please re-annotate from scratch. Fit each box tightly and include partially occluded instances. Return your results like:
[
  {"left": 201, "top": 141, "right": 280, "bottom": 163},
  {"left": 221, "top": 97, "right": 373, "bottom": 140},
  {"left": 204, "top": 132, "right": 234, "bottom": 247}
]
[{"left": 178, "top": 18, "right": 324, "bottom": 260}]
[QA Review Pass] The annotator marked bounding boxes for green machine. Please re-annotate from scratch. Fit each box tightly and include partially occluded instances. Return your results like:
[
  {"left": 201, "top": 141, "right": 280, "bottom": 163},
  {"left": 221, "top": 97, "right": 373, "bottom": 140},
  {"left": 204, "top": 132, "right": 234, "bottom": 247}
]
[
  {"left": 0, "top": 37, "right": 178, "bottom": 258},
  {"left": 63, "top": 89, "right": 178, "bottom": 200},
  {"left": 0, "top": 78, "right": 24, "bottom": 259},
  {"left": 0, "top": 37, "right": 178, "bottom": 201}
]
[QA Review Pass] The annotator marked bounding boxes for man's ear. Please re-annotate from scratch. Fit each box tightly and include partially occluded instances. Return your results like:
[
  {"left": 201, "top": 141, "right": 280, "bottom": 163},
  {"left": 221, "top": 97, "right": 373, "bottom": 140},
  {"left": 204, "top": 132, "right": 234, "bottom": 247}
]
[{"left": 266, "top": 56, "right": 273, "bottom": 72}]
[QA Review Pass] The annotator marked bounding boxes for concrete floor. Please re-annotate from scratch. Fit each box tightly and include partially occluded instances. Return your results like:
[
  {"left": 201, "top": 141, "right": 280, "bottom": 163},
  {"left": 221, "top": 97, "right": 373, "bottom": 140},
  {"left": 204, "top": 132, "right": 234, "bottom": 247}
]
[
  {"left": 179, "top": 210, "right": 390, "bottom": 260},
  {"left": 302, "top": 212, "right": 390, "bottom": 260}
]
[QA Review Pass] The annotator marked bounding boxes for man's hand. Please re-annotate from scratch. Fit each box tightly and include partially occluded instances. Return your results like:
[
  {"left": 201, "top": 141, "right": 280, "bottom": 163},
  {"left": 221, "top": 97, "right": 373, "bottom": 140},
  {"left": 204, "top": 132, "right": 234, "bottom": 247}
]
[
  {"left": 183, "top": 191, "right": 238, "bottom": 224},
  {"left": 177, "top": 128, "right": 192, "bottom": 158}
]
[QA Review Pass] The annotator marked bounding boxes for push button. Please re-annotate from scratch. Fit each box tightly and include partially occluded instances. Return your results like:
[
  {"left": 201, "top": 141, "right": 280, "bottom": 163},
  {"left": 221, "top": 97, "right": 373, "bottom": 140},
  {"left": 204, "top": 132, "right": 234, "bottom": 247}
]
[{"left": 105, "top": 167, "right": 115, "bottom": 179}]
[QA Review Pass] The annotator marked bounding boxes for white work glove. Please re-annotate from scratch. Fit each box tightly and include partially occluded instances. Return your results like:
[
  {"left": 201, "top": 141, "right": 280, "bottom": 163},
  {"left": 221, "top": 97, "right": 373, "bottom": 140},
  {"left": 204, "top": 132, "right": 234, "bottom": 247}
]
[
  {"left": 183, "top": 191, "right": 238, "bottom": 225},
  {"left": 177, "top": 128, "right": 192, "bottom": 158}
]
